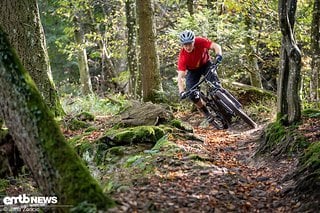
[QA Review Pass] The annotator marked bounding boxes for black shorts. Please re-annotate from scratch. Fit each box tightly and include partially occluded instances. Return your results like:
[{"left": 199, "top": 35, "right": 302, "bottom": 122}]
[{"left": 185, "top": 61, "right": 213, "bottom": 90}]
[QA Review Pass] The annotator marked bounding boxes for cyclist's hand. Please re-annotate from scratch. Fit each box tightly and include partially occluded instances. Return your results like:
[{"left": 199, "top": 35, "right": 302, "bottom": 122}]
[
  {"left": 179, "top": 91, "right": 187, "bottom": 100},
  {"left": 214, "top": 54, "right": 223, "bottom": 64}
]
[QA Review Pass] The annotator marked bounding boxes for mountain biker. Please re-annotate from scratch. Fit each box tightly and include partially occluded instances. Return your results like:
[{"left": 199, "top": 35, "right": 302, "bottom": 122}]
[{"left": 177, "top": 30, "right": 223, "bottom": 122}]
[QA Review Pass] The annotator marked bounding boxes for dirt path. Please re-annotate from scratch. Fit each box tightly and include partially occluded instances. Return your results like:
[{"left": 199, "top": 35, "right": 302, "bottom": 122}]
[{"left": 108, "top": 115, "right": 301, "bottom": 213}]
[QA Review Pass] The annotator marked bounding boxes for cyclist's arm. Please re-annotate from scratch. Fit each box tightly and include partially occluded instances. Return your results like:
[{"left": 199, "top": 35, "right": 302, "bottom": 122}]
[
  {"left": 210, "top": 42, "right": 222, "bottom": 56},
  {"left": 177, "top": 70, "right": 186, "bottom": 93}
]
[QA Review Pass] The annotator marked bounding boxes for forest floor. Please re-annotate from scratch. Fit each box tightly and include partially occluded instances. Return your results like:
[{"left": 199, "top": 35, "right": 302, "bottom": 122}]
[
  {"left": 2, "top": 110, "right": 319, "bottom": 212},
  {"left": 107, "top": 112, "right": 319, "bottom": 213}
]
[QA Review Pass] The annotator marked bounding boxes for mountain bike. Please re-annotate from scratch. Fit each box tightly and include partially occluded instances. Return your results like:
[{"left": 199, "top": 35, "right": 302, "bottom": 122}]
[{"left": 181, "top": 63, "right": 257, "bottom": 130}]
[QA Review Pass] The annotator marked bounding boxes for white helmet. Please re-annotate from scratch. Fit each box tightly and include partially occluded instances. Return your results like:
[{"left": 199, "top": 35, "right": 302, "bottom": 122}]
[{"left": 179, "top": 30, "right": 195, "bottom": 44}]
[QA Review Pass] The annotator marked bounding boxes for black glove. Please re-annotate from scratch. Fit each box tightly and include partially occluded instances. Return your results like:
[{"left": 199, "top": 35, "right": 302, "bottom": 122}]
[
  {"left": 214, "top": 54, "right": 223, "bottom": 64},
  {"left": 179, "top": 91, "right": 187, "bottom": 99}
]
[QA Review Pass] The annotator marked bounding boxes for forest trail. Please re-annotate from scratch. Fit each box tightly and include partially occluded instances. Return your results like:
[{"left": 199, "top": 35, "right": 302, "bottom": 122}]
[{"left": 108, "top": 113, "right": 301, "bottom": 213}]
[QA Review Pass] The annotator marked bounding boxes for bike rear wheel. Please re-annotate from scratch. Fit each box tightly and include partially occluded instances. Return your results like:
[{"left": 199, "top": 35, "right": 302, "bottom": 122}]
[{"left": 215, "top": 90, "right": 257, "bottom": 128}]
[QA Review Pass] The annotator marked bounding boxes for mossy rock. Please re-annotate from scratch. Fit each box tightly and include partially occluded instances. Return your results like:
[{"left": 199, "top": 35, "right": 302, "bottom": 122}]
[
  {"left": 169, "top": 119, "right": 193, "bottom": 132},
  {"left": 152, "top": 135, "right": 179, "bottom": 151},
  {"left": 118, "top": 101, "right": 173, "bottom": 126},
  {"left": 98, "top": 126, "right": 166, "bottom": 146},
  {"left": 76, "top": 111, "right": 95, "bottom": 121},
  {"left": 68, "top": 118, "right": 91, "bottom": 131}
]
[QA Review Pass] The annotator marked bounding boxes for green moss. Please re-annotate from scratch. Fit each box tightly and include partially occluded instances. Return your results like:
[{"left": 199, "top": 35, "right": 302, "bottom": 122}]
[
  {"left": 108, "top": 146, "right": 125, "bottom": 156},
  {"left": 152, "top": 135, "right": 178, "bottom": 151},
  {"left": 125, "top": 155, "right": 143, "bottom": 167},
  {"left": 69, "top": 119, "right": 91, "bottom": 131},
  {"left": 0, "top": 179, "right": 9, "bottom": 195},
  {"left": 169, "top": 119, "right": 193, "bottom": 132},
  {"left": 76, "top": 111, "right": 95, "bottom": 121},
  {"left": 264, "top": 120, "right": 286, "bottom": 147},
  {"left": 0, "top": 30, "right": 114, "bottom": 209},
  {"left": 105, "top": 126, "right": 166, "bottom": 145},
  {"left": 84, "top": 126, "right": 98, "bottom": 133},
  {"left": 301, "top": 141, "right": 320, "bottom": 169},
  {"left": 257, "top": 119, "right": 308, "bottom": 157}
]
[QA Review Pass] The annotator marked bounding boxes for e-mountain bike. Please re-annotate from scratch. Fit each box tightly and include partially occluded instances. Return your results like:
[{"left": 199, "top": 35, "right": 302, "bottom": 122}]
[{"left": 181, "top": 63, "right": 257, "bottom": 130}]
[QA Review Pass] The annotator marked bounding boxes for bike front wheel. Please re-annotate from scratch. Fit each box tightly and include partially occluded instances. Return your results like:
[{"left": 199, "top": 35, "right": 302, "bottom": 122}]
[
  {"left": 215, "top": 90, "right": 257, "bottom": 128},
  {"left": 206, "top": 103, "right": 229, "bottom": 130}
]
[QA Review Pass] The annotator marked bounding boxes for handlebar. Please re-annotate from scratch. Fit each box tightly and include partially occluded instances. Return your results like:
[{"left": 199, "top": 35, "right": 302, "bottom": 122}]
[{"left": 180, "top": 62, "right": 220, "bottom": 100}]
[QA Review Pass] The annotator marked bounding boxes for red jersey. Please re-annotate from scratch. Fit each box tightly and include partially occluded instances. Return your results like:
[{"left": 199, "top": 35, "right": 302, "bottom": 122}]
[{"left": 177, "top": 37, "right": 212, "bottom": 71}]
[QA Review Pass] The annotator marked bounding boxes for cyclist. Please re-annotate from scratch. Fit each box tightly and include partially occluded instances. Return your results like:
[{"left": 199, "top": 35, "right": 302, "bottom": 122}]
[{"left": 177, "top": 30, "right": 223, "bottom": 122}]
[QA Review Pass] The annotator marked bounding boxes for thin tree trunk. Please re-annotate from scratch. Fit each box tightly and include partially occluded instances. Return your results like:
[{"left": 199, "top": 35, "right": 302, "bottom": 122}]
[
  {"left": 244, "top": 10, "right": 263, "bottom": 88},
  {"left": 310, "top": 0, "right": 320, "bottom": 107},
  {"left": 0, "top": 28, "right": 114, "bottom": 209},
  {"left": 0, "top": 0, "right": 64, "bottom": 116},
  {"left": 126, "top": 0, "right": 138, "bottom": 97},
  {"left": 73, "top": 15, "right": 93, "bottom": 95},
  {"left": 136, "top": 0, "right": 162, "bottom": 102},
  {"left": 187, "top": 0, "right": 194, "bottom": 16},
  {"left": 278, "top": 0, "right": 301, "bottom": 125}
]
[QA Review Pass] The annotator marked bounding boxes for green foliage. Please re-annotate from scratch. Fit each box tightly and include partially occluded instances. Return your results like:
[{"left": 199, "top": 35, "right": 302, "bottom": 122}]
[
  {"left": 302, "top": 109, "right": 320, "bottom": 118},
  {"left": 70, "top": 201, "right": 97, "bottom": 213},
  {"left": 0, "top": 179, "right": 9, "bottom": 196},
  {"left": 68, "top": 118, "right": 91, "bottom": 131},
  {"left": 61, "top": 94, "right": 128, "bottom": 116},
  {"left": 301, "top": 141, "right": 320, "bottom": 169},
  {"left": 257, "top": 119, "right": 308, "bottom": 158},
  {"left": 152, "top": 135, "right": 178, "bottom": 151}
]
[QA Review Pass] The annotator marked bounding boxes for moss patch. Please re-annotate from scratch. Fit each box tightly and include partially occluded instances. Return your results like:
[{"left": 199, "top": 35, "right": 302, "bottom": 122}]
[
  {"left": 76, "top": 111, "right": 95, "bottom": 121},
  {"left": 256, "top": 120, "right": 308, "bottom": 158},
  {"left": 101, "top": 125, "right": 166, "bottom": 145},
  {"left": 292, "top": 141, "right": 320, "bottom": 199}
]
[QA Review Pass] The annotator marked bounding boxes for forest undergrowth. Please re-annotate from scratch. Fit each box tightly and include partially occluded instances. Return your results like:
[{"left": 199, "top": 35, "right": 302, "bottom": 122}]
[
  {"left": 1, "top": 102, "right": 319, "bottom": 213},
  {"left": 106, "top": 111, "right": 319, "bottom": 213}
]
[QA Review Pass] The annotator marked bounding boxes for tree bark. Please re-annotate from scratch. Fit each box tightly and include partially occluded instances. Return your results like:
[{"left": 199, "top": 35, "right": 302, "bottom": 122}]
[
  {"left": 0, "top": 0, "right": 64, "bottom": 116},
  {"left": 0, "top": 28, "right": 113, "bottom": 209},
  {"left": 310, "top": 0, "right": 320, "bottom": 107},
  {"left": 277, "top": 0, "right": 301, "bottom": 125},
  {"left": 244, "top": 10, "right": 263, "bottom": 89},
  {"left": 73, "top": 14, "right": 93, "bottom": 95},
  {"left": 187, "top": 0, "right": 194, "bottom": 16},
  {"left": 136, "top": 0, "right": 162, "bottom": 102},
  {"left": 125, "top": 0, "right": 139, "bottom": 97}
]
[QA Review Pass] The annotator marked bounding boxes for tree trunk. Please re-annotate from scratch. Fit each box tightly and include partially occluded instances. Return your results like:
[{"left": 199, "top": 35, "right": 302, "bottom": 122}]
[
  {"left": 0, "top": 28, "right": 113, "bottom": 209},
  {"left": 0, "top": 0, "right": 64, "bottom": 116},
  {"left": 73, "top": 15, "right": 93, "bottom": 95},
  {"left": 125, "top": 0, "right": 139, "bottom": 97},
  {"left": 88, "top": 6, "right": 117, "bottom": 93},
  {"left": 136, "top": 0, "right": 162, "bottom": 102},
  {"left": 244, "top": 10, "right": 263, "bottom": 89},
  {"left": 277, "top": 0, "right": 301, "bottom": 125},
  {"left": 310, "top": 0, "right": 320, "bottom": 107},
  {"left": 187, "top": 0, "right": 194, "bottom": 16}
]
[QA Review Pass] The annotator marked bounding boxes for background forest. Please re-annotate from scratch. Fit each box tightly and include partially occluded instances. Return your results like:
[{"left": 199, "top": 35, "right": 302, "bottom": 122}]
[
  {"left": 40, "top": 0, "right": 316, "bottom": 104},
  {"left": 0, "top": 0, "right": 319, "bottom": 212}
]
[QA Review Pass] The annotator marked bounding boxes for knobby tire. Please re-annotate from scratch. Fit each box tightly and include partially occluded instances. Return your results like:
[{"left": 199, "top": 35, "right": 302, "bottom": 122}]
[{"left": 215, "top": 90, "right": 257, "bottom": 128}]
